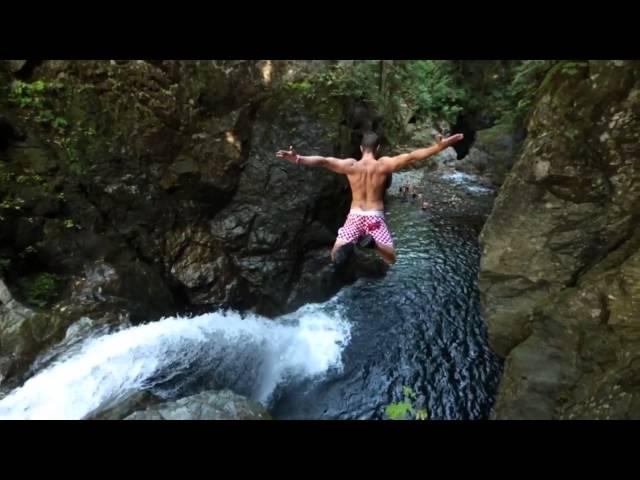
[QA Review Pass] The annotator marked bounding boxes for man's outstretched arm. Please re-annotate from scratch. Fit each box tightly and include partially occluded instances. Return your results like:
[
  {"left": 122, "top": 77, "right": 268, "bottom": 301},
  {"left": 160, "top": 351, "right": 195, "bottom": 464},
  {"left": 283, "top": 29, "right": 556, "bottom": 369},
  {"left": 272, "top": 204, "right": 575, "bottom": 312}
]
[
  {"left": 276, "top": 146, "right": 355, "bottom": 174},
  {"left": 380, "top": 134, "right": 464, "bottom": 173}
]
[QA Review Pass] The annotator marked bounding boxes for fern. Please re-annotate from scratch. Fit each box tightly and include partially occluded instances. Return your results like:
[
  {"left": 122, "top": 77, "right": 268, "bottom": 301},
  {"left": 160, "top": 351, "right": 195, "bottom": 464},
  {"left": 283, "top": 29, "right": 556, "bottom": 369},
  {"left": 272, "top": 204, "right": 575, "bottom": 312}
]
[
  {"left": 385, "top": 385, "right": 429, "bottom": 420},
  {"left": 385, "top": 401, "right": 413, "bottom": 420}
]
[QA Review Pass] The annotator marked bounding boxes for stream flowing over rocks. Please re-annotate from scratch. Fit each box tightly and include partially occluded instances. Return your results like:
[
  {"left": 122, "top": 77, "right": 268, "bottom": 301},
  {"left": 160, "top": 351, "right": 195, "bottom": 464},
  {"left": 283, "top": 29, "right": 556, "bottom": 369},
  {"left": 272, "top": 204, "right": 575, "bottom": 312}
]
[{"left": 2, "top": 60, "right": 639, "bottom": 419}]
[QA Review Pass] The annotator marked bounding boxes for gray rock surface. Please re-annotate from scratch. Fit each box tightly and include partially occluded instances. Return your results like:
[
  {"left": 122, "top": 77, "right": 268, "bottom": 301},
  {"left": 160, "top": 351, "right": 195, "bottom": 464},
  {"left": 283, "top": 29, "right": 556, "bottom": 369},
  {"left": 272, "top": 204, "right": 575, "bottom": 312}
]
[
  {"left": 478, "top": 60, "right": 640, "bottom": 419},
  {"left": 124, "top": 390, "right": 271, "bottom": 420}
]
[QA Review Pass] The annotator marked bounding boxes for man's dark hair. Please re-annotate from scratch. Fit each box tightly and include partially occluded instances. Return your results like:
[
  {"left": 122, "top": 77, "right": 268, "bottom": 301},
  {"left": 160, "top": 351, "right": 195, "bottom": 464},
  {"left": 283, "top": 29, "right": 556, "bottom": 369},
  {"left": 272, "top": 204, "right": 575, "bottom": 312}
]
[{"left": 361, "top": 131, "right": 380, "bottom": 151}]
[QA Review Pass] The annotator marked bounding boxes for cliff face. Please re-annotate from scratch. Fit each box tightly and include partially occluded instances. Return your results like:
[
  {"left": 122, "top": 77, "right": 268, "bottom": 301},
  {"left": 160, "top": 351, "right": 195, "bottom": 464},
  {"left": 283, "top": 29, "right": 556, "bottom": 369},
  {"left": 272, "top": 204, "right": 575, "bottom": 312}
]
[
  {"left": 478, "top": 60, "right": 640, "bottom": 418},
  {"left": 0, "top": 60, "right": 380, "bottom": 386}
]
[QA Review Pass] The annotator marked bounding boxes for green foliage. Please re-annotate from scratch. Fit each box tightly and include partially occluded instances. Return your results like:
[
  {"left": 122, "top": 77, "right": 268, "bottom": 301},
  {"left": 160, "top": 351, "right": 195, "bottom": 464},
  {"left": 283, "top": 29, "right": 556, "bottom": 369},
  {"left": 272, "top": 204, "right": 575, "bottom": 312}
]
[
  {"left": 329, "top": 62, "right": 380, "bottom": 100},
  {"left": 0, "top": 195, "right": 25, "bottom": 220},
  {"left": 305, "top": 61, "right": 411, "bottom": 143},
  {"left": 500, "top": 60, "right": 559, "bottom": 130},
  {"left": 287, "top": 60, "right": 492, "bottom": 142},
  {"left": 285, "top": 80, "right": 313, "bottom": 94},
  {"left": 63, "top": 218, "right": 77, "bottom": 229},
  {"left": 7, "top": 80, "right": 84, "bottom": 174},
  {"left": 9, "top": 80, "right": 49, "bottom": 109},
  {"left": 280, "top": 61, "right": 540, "bottom": 140},
  {"left": 31, "top": 80, "right": 47, "bottom": 92},
  {"left": 558, "top": 60, "right": 588, "bottom": 76},
  {"left": 16, "top": 171, "right": 45, "bottom": 185},
  {"left": 399, "top": 60, "right": 469, "bottom": 124},
  {"left": 52, "top": 116, "right": 68, "bottom": 131},
  {"left": 0, "top": 198, "right": 24, "bottom": 210},
  {"left": 9, "top": 81, "right": 34, "bottom": 108},
  {"left": 283, "top": 63, "right": 375, "bottom": 104},
  {"left": 403, "top": 385, "right": 417, "bottom": 399},
  {"left": 17, "top": 272, "right": 64, "bottom": 308},
  {"left": 395, "top": 60, "right": 558, "bottom": 132},
  {"left": 9, "top": 80, "right": 69, "bottom": 131},
  {"left": 386, "top": 401, "right": 413, "bottom": 420},
  {"left": 385, "top": 386, "right": 429, "bottom": 420},
  {"left": 415, "top": 408, "right": 428, "bottom": 420},
  {"left": 54, "top": 135, "right": 82, "bottom": 174},
  {"left": 35, "top": 108, "right": 55, "bottom": 124},
  {"left": 402, "top": 60, "right": 561, "bottom": 132},
  {"left": 0, "top": 169, "right": 15, "bottom": 184}
]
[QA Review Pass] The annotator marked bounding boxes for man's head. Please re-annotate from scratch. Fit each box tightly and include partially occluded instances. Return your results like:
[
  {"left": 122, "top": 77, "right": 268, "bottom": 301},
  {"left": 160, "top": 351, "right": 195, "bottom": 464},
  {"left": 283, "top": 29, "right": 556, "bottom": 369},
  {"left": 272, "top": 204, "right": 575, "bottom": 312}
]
[{"left": 360, "top": 131, "right": 380, "bottom": 154}]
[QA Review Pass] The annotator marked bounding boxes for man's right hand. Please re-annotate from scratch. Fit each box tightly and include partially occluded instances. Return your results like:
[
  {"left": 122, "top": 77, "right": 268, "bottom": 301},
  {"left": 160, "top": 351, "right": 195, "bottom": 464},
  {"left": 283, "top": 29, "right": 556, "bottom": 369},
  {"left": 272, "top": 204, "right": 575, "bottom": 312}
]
[{"left": 436, "top": 133, "right": 464, "bottom": 149}]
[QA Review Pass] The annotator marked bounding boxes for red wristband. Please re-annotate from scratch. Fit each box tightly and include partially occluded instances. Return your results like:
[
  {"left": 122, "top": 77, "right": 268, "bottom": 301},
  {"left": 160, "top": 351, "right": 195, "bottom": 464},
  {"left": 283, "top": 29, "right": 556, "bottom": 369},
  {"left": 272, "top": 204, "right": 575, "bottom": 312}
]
[{"left": 295, "top": 155, "right": 301, "bottom": 165}]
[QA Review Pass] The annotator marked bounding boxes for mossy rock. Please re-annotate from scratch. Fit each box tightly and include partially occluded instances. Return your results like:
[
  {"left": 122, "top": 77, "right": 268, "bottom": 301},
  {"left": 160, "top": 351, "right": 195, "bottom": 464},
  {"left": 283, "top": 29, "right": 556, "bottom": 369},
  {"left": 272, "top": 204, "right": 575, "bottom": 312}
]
[{"left": 15, "top": 272, "right": 65, "bottom": 308}]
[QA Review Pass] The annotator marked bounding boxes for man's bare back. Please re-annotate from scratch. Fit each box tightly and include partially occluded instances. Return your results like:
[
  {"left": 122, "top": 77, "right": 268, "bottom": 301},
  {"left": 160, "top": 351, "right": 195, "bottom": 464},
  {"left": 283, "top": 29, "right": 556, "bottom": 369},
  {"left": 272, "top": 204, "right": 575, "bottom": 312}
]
[
  {"left": 276, "top": 131, "right": 463, "bottom": 265},
  {"left": 345, "top": 155, "right": 388, "bottom": 212}
]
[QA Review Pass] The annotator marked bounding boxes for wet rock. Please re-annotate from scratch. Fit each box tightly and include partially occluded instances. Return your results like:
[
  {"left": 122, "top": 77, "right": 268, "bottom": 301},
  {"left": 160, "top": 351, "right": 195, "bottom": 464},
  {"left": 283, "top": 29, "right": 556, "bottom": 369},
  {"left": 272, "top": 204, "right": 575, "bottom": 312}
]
[
  {"left": 0, "top": 277, "right": 67, "bottom": 387},
  {"left": 0, "top": 114, "right": 26, "bottom": 150},
  {"left": 0, "top": 256, "right": 176, "bottom": 385},
  {"left": 5, "top": 61, "right": 27, "bottom": 74},
  {"left": 124, "top": 389, "right": 271, "bottom": 420},
  {"left": 455, "top": 122, "right": 523, "bottom": 187},
  {"left": 55, "top": 259, "right": 176, "bottom": 325},
  {"left": 479, "top": 60, "right": 640, "bottom": 418},
  {"left": 286, "top": 248, "right": 388, "bottom": 311},
  {"left": 0, "top": 60, "right": 363, "bottom": 386},
  {"left": 89, "top": 391, "right": 162, "bottom": 420}
]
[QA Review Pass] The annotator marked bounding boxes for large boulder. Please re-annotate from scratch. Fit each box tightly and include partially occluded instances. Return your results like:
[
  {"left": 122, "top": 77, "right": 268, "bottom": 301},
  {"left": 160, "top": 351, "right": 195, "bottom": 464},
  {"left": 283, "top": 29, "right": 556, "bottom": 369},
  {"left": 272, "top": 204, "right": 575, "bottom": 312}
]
[
  {"left": 124, "top": 389, "right": 271, "bottom": 420},
  {"left": 0, "top": 258, "right": 167, "bottom": 386},
  {"left": 478, "top": 60, "right": 640, "bottom": 418},
  {"left": 1, "top": 60, "right": 357, "bottom": 313},
  {"left": 0, "top": 60, "right": 368, "bottom": 386},
  {"left": 0, "top": 277, "right": 93, "bottom": 388},
  {"left": 89, "top": 391, "right": 162, "bottom": 420},
  {"left": 456, "top": 122, "right": 523, "bottom": 187}
]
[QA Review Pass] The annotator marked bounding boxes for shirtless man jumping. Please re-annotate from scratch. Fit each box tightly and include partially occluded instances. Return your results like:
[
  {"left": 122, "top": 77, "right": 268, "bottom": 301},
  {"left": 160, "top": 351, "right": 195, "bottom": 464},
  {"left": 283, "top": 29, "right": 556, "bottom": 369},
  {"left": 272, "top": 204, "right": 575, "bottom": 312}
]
[{"left": 276, "top": 131, "right": 464, "bottom": 265}]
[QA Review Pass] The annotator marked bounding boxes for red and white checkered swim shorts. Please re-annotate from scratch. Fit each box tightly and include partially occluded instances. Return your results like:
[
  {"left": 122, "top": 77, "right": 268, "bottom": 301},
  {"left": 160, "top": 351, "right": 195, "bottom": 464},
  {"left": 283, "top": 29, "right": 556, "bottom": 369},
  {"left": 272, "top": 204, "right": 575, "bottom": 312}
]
[{"left": 336, "top": 209, "right": 394, "bottom": 247}]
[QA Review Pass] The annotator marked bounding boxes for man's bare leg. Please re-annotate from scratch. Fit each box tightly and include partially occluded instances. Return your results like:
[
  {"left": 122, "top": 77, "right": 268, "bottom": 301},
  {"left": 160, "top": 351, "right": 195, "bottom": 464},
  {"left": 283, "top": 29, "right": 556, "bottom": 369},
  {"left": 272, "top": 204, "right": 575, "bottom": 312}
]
[{"left": 376, "top": 244, "right": 397, "bottom": 265}]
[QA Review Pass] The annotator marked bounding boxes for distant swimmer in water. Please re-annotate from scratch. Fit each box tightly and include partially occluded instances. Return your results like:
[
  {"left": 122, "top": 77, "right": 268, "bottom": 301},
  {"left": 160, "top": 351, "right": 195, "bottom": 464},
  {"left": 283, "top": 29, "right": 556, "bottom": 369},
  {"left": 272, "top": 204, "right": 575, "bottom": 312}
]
[{"left": 277, "top": 131, "right": 463, "bottom": 265}]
